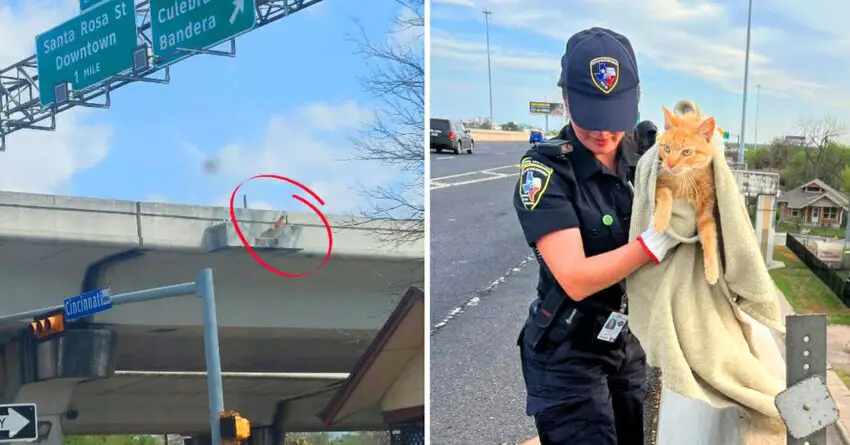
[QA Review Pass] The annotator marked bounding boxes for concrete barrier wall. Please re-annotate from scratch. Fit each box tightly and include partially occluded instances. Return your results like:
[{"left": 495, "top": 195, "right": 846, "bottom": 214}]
[{"left": 469, "top": 129, "right": 530, "bottom": 142}]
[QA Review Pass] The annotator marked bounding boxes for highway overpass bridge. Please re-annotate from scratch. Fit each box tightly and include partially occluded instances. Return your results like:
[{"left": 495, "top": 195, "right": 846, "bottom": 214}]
[{"left": 0, "top": 191, "right": 423, "bottom": 444}]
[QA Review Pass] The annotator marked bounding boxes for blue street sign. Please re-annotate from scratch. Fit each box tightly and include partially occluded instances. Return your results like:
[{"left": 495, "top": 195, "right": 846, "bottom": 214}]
[{"left": 64, "top": 288, "right": 112, "bottom": 321}]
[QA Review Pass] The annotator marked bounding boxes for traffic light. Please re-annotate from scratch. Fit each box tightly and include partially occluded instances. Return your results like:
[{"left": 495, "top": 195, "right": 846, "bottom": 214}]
[
  {"left": 219, "top": 411, "right": 251, "bottom": 441},
  {"left": 29, "top": 310, "right": 65, "bottom": 340}
]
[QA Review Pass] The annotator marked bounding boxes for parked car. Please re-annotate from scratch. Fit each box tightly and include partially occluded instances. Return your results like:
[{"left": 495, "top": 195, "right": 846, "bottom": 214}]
[
  {"left": 529, "top": 130, "right": 544, "bottom": 144},
  {"left": 430, "top": 118, "right": 474, "bottom": 154}
]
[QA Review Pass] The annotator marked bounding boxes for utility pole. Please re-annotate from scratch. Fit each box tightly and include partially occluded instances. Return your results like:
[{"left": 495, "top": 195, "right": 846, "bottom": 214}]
[
  {"left": 738, "top": 0, "right": 754, "bottom": 165},
  {"left": 754, "top": 84, "right": 762, "bottom": 147},
  {"left": 483, "top": 9, "right": 494, "bottom": 129}
]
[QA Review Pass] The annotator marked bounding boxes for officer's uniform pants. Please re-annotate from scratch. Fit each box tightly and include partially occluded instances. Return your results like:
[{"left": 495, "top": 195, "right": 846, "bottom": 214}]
[{"left": 519, "top": 325, "right": 647, "bottom": 445}]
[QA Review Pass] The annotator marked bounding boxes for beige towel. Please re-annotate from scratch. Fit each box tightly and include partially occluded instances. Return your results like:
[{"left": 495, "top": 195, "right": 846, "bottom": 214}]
[{"left": 626, "top": 118, "right": 787, "bottom": 428}]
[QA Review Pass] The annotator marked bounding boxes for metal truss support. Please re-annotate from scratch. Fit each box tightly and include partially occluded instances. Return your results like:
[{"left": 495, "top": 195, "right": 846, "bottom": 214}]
[{"left": 0, "top": 0, "right": 324, "bottom": 152}]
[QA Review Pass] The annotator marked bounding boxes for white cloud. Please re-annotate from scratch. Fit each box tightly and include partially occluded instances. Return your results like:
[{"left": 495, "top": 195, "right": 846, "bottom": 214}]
[
  {"left": 432, "top": 0, "right": 824, "bottom": 99},
  {"left": 0, "top": 110, "right": 112, "bottom": 193},
  {"left": 204, "top": 101, "right": 407, "bottom": 215},
  {"left": 0, "top": 0, "right": 113, "bottom": 193},
  {"left": 431, "top": 0, "right": 850, "bottom": 142}
]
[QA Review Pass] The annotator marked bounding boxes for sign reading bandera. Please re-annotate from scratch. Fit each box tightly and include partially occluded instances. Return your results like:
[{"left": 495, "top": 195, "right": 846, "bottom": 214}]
[
  {"left": 529, "top": 101, "right": 566, "bottom": 116},
  {"left": 150, "top": 0, "right": 257, "bottom": 66}
]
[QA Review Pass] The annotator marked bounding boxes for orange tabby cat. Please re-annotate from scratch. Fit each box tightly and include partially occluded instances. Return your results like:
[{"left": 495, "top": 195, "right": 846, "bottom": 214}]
[{"left": 653, "top": 105, "right": 720, "bottom": 284}]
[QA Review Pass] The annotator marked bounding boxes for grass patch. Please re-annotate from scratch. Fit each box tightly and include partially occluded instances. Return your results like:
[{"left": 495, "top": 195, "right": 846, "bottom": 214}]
[
  {"left": 776, "top": 221, "right": 845, "bottom": 238},
  {"left": 835, "top": 369, "right": 850, "bottom": 389},
  {"left": 771, "top": 246, "right": 850, "bottom": 325}
]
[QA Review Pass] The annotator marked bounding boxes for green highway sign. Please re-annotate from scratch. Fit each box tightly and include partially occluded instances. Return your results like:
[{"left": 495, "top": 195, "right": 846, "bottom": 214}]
[
  {"left": 150, "top": 0, "right": 256, "bottom": 66},
  {"left": 80, "top": 0, "right": 105, "bottom": 13},
  {"left": 36, "top": 0, "right": 137, "bottom": 108}
]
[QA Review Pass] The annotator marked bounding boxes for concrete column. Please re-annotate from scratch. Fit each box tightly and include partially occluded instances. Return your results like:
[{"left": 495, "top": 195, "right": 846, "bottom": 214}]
[{"left": 754, "top": 194, "right": 777, "bottom": 264}]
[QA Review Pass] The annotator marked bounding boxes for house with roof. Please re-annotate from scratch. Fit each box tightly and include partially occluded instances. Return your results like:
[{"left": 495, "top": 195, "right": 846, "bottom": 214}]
[{"left": 776, "top": 178, "right": 850, "bottom": 227}]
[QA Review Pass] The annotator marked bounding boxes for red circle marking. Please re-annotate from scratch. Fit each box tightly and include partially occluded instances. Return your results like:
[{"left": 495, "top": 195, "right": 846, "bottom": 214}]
[{"left": 228, "top": 174, "right": 333, "bottom": 278}]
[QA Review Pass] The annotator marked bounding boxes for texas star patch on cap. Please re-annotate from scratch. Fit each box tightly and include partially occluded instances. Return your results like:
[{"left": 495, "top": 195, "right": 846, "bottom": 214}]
[
  {"left": 518, "top": 159, "right": 553, "bottom": 210},
  {"left": 589, "top": 56, "right": 620, "bottom": 94}
]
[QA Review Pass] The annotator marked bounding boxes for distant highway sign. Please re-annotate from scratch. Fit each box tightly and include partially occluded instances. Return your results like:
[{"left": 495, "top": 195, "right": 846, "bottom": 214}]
[
  {"left": 0, "top": 404, "right": 37, "bottom": 442},
  {"left": 529, "top": 101, "right": 565, "bottom": 116},
  {"left": 785, "top": 135, "right": 806, "bottom": 145},
  {"left": 35, "top": 0, "right": 137, "bottom": 108},
  {"left": 150, "top": 0, "right": 257, "bottom": 66}
]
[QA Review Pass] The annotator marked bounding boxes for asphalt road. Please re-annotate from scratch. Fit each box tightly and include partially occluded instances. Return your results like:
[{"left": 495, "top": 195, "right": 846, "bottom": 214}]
[
  {"left": 429, "top": 142, "right": 844, "bottom": 444},
  {"left": 430, "top": 141, "right": 540, "bottom": 444}
]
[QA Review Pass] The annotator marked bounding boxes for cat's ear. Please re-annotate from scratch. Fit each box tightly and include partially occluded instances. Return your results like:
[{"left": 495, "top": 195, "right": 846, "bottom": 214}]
[
  {"left": 662, "top": 107, "right": 679, "bottom": 130},
  {"left": 698, "top": 117, "right": 716, "bottom": 141}
]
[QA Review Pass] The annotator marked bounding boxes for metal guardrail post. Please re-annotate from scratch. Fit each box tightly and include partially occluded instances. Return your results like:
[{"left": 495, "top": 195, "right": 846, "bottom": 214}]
[{"left": 785, "top": 314, "right": 828, "bottom": 444}]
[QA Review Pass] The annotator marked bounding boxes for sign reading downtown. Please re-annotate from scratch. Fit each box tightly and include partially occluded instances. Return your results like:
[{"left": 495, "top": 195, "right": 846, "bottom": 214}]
[
  {"left": 35, "top": 0, "right": 137, "bottom": 108},
  {"left": 150, "top": 0, "right": 257, "bottom": 66}
]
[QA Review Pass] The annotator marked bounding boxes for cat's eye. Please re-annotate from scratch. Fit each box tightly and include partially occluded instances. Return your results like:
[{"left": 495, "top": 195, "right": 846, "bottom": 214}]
[
  {"left": 683, "top": 149, "right": 692, "bottom": 156},
  {"left": 662, "top": 144, "right": 670, "bottom": 153}
]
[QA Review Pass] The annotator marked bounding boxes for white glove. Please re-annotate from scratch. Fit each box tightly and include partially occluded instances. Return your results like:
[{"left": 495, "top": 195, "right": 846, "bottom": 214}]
[{"left": 636, "top": 225, "right": 679, "bottom": 264}]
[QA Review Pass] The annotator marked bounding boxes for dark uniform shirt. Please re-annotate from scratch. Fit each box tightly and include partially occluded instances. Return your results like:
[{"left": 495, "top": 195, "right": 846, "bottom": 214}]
[{"left": 513, "top": 124, "right": 640, "bottom": 314}]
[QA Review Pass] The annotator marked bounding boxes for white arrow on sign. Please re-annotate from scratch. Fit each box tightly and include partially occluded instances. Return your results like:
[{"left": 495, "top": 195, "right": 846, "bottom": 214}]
[
  {"left": 0, "top": 407, "right": 29, "bottom": 438},
  {"left": 229, "top": 0, "right": 245, "bottom": 25}
]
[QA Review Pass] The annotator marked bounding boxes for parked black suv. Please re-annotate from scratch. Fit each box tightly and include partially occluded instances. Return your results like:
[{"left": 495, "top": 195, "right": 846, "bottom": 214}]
[{"left": 430, "top": 118, "right": 474, "bottom": 154}]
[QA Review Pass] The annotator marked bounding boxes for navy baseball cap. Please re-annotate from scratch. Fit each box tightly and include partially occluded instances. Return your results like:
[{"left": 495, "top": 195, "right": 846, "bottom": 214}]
[{"left": 558, "top": 28, "right": 640, "bottom": 132}]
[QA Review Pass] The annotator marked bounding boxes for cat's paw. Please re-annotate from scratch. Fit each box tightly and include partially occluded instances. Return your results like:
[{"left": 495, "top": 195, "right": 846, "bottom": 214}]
[
  {"left": 704, "top": 260, "right": 719, "bottom": 285},
  {"left": 652, "top": 212, "right": 670, "bottom": 233}
]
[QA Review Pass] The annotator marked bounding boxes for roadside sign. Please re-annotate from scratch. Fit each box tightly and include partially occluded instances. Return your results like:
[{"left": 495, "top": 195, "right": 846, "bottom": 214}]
[
  {"left": 529, "top": 101, "right": 565, "bottom": 116},
  {"left": 35, "top": 0, "right": 137, "bottom": 108},
  {"left": 785, "top": 135, "right": 806, "bottom": 145},
  {"left": 150, "top": 0, "right": 257, "bottom": 66},
  {"left": 64, "top": 288, "right": 112, "bottom": 321},
  {"left": 0, "top": 404, "right": 37, "bottom": 442}
]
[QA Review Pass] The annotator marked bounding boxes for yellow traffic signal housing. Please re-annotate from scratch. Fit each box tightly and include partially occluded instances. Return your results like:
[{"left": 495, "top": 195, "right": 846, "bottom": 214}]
[
  {"left": 29, "top": 311, "right": 65, "bottom": 340},
  {"left": 219, "top": 411, "right": 251, "bottom": 441}
]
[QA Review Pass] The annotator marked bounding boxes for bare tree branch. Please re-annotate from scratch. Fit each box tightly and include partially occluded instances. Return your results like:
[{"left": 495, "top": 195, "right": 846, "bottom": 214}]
[
  {"left": 344, "top": 0, "right": 424, "bottom": 245},
  {"left": 798, "top": 115, "right": 847, "bottom": 180}
]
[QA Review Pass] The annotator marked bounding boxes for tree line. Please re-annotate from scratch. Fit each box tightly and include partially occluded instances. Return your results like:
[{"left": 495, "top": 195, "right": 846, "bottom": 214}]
[{"left": 745, "top": 116, "right": 850, "bottom": 191}]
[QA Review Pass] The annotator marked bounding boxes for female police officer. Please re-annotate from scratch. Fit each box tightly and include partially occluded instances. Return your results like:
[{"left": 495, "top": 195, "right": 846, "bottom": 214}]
[{"left": 513, "top": 27, "right": 680, "bottom": 445}]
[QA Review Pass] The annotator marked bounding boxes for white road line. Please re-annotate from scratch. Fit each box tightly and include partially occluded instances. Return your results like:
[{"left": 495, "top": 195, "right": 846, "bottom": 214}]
[
  {"left": 432, "top": 255, "right": 537, "bottom": 334},
  {"left": 435, "top": 156, "right": 454, "bottom": 160},
  {"left": 430, "top": 164, "right": 520, "bottom": 190},
  {"left": 431, "top": 164, "right": 517, "bottom": 181},
  {"left": 429, "top": 175, "right": 514, "bottom": 189}
]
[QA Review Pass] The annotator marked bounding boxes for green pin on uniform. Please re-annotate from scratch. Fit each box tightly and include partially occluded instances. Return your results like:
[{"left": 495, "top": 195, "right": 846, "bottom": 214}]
[{"left": 602, "top": 214, "right": 614, "bottom": 226}]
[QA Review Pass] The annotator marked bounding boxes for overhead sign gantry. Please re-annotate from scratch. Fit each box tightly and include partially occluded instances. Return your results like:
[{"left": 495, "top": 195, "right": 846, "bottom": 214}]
[{"left": 0, "top": 0, "right": 323, "bottom": 151}]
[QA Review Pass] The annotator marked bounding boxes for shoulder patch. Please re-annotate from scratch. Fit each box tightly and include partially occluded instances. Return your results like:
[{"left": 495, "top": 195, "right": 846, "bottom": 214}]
[{"left": 518, "top": 159, "right": 553, "bottom": 210}]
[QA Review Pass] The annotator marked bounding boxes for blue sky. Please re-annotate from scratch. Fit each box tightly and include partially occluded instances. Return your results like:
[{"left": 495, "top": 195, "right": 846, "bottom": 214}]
[
  {"left": 0, "top": 0, "right": 422, "bottom": 215},
  {"left": 430, "top": 0, "right": 850, "bottom": 145}
]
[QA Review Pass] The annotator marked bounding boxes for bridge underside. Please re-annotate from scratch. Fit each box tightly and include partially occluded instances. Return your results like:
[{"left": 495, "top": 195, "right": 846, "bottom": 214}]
[
  {"left": 0, "top": 239, "right": 422, "bottom": 435},
  {"left": 64, "top": 373, "right": 381, "bottom": 435}
]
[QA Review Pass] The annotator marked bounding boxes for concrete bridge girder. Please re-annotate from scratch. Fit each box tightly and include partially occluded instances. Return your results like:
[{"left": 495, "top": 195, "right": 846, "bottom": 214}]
[{"left": 0, "top": 191, "right": 424, "bottom": 437}]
